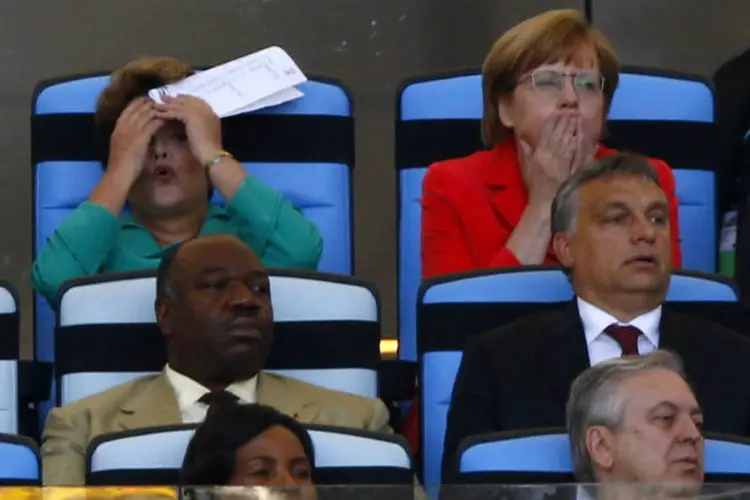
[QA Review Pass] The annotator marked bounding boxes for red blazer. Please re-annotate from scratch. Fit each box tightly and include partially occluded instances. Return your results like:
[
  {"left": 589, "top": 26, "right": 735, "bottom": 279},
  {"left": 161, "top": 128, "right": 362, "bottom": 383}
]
[{"left": 421, "top": 138, "right": 683, "bottom": 279}]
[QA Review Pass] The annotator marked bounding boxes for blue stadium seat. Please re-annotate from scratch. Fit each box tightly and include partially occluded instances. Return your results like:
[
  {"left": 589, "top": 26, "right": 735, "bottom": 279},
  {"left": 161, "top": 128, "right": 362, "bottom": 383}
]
[
  {"left": 459, "top": 430, "right": 571, "bottom": 476},
  {"left": 607, "top": 69, "right": 717, "bottom": 274},
  {"left": 417, "top": 267, "right": 740, "bottom": 488},
  {"left": 456, "top": 430, "right": 750, "bottom": 481},
  {"left": 417, "top": 266, "right": 572, "bottom": 488},
  {"left": 32, "top": 74, "right": 356, "bottom": 423},
  {"left": 86, "top": 424, "right": 413, "bottom": 486},
  {"left": 0, "top": 282, "right": 22, "bottom": 435},
  {"left": 704, "top": 434, "right": 750, "bottom": 475},
  {"left": 56, "top": 270, "right": 381, "bottom": 405},
  {"left": 396, "top": 73, "right": 482, "bottom": 363},
  {"left": 0, "top": 434, "right": 41, "bottom": 485},
  {"left": 666, "top": 271, "right": 738, "bottom": 302},
  {"left": 396, "top": 67, "right": 717, "bottom": 361}
]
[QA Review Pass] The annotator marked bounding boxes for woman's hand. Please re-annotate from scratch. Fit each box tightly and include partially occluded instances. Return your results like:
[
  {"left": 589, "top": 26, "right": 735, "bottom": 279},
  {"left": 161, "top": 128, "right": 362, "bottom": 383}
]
[
  {"left": 519, "top": 114, "right": 595, "bottom": 207},
  {"left": 155, "top": 95, "right": 223, "bottom": 166},
  {"left": 570, "top": 121, "right": 599, "bottom": 174},
  {"left": 107, "top": 97, "right": 163, "bottom": 178}
]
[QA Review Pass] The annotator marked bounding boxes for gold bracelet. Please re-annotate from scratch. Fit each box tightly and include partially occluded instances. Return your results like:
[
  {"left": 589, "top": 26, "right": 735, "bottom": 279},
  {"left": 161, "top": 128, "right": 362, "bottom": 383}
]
[{"left": 204, "top": 150, "right": 233, "bottom": 170}]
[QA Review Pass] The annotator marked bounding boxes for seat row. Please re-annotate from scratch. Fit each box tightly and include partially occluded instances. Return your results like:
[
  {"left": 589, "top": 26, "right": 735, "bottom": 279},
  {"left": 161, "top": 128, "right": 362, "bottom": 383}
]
[
  {"left": 32, "top": 66, "right": 719, "bottom": 382},
  {"left": 0, "top": 267, "right": 743, "bottom": 485},
  {"left": 2, "top": 425, "right": 750, "bottom": 489}
]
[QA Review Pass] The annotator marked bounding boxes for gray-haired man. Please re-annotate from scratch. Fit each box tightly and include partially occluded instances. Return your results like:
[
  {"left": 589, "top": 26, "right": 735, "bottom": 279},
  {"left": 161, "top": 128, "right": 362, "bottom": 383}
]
[
  {"left": 443, "top": 153, "right": 750, "bottom": 480},
  {"left": 567, "top": 349, "right": 703, "bottom": 490}
]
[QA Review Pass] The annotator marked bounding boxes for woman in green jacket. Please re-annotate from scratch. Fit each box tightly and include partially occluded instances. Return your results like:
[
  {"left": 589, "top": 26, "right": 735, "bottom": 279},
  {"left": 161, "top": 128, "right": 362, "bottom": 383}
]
[{"left": 32, "top": 57, "right": 323, "bottom": 304}]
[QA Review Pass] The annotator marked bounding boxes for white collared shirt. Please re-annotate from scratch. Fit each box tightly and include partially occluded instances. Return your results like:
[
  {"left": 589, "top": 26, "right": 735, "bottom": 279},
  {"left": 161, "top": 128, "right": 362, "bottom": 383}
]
[
  {"left": 577, "top": 297, "right": 661, "bottom": 366},
  {"left": 164, "top": 364, "right": 258, "bottom": 423}
]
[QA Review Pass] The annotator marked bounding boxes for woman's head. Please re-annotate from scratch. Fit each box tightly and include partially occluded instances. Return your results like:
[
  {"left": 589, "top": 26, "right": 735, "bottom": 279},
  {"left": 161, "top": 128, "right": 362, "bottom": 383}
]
[
  {"left": 181, "top": 403, "right": 316, "bottom": 493},
  {"left": 96, "top": 57, "right": 210, "bottom": 216},
  {"left": 482, "top": 9, "right": 619, "bottom": 149}
]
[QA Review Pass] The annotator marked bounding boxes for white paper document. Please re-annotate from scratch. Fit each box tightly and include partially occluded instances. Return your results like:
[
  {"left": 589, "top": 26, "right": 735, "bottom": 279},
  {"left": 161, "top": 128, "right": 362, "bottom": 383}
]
[{"left": 148, "top": 46, "right": 307, "bottom": 117}]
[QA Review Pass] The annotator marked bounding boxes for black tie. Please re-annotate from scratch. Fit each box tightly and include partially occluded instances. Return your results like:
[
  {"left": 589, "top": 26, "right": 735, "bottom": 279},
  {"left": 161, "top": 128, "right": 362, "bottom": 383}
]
[
  {"left": 605, "top": 324, "right": 642, "bottom": 356},
  {"left": 198, "top": 390, "right": 240, "bottom": 408}
]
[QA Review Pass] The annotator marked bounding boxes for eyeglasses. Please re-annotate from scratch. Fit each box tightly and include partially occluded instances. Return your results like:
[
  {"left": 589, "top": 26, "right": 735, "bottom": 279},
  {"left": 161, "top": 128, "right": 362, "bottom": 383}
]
[{"left": 518, "top": 69, "right": 605, "bottom": 98}]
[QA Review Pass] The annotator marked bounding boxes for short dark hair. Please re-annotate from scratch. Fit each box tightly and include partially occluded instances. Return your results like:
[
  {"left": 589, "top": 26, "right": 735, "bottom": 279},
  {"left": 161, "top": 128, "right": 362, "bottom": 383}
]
[
  {"left": 180, "top": 403, "right": 316, "bottom": 486},
  {"left": 551, "top": 153, "right": 661, "bottom": 235},
  {"left": 156, "top": 242, "right": 186, "bottom": 304}
]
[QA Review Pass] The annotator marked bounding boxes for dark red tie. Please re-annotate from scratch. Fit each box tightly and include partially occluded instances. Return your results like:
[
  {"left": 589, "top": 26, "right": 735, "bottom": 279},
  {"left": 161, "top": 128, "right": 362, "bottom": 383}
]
[{"left": 605, "top": 325, "right": 642, "bottom": 356}]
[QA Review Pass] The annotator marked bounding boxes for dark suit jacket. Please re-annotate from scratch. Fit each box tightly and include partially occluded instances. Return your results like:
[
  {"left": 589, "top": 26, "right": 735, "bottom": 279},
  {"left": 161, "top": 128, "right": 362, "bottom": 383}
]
[{"left": 442, "top": 301, "right": 750, "bottom": 480}]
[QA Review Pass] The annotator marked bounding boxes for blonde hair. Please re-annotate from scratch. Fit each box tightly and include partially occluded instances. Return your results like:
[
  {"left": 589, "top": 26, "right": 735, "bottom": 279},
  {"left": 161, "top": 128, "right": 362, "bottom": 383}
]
[
  {"left": 95, "top": 56, "right": 193, "bottom": 163},
  {"left": 481, "top": 9, "right": 620, "bottom": 146}
]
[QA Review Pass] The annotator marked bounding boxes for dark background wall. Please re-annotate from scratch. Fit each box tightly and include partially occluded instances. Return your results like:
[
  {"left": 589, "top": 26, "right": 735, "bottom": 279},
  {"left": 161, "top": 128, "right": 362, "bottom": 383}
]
[{"left": 2, "top": 0, "right": 749, "bottom": 355}]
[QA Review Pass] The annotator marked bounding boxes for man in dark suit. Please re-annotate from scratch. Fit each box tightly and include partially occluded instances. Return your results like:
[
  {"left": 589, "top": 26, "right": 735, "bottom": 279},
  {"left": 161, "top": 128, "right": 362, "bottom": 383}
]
[{"left": 442, "top": 153, "right": 750, "bottom": 480}]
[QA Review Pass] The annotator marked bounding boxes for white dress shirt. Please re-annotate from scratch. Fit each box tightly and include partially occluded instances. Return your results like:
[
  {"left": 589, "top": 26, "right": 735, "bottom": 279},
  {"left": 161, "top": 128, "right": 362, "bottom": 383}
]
[
  {"left": 164, "top": 364, "right": 258, "bottom": 423},
  {"left": 577, "top": 297, "right": 661, "bottom": 366}
]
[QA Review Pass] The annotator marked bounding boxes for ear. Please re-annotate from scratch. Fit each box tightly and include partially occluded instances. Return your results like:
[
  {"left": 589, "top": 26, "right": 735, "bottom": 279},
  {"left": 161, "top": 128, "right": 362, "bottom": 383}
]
[
  {"left": 585, "top": 426, "right": 615, "bottom": 473},
  {"left": 156, "top": 299, "right": 172, "bottom": 340},
  {"left": 497, "top": 94, "right": 516, "bottom": 129},
  {"left": 552, "top": 231, "right": 574, "bottom": 266}
]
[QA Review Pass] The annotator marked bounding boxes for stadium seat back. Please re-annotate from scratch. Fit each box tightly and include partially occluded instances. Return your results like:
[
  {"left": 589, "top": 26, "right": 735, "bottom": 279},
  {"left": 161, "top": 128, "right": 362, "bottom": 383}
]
[
  {"left": 418, "top": 267, "right": 573, "bottom": 488},
  {"left": 0, "top": 435, "right": 41, "bottom": 485},
  {"left": 666, "top": 271, "right": 738, "bottom": 301},
  {"left": 396, "top": 74, "right": 482, "bottom": 363},
  {"left": 607, "top": 69, "right": 717, "bottom": 273},
  {"left": 56, "top": 270, "right": 381, "bottom": 405},
  {"left": 0, "top": 283, "right": 20, "bottom": 434},
  {"left": 456, "top": 430, "right": 750, "bottom": 483},
  {"left": 32, "top": 73, "right": 356, "bottom": 423},
  {"left": 87, "top": 425, "right": 413, "bottom": 486}
]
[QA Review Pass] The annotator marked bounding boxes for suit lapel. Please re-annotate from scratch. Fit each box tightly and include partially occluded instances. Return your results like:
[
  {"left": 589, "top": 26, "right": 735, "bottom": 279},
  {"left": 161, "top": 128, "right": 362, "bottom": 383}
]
[
  {"left": 485, "top": 140, "right": 527, "bottom": 231},
  {"left": 257, "top": 372, "right": 320, "bottom": 422},
  {"left": 117, "top": 372, "right": 181, "bottom": 431},
  {"left": 658, "top": 307, "right": 707, "bottom": 383},
  {"left": 538, "top": 301, "right": 591, "bottom": 404}
]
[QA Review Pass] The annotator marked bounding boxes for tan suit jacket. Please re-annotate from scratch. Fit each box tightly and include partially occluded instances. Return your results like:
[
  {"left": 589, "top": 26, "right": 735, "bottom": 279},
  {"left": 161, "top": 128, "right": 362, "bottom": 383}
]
[{"left": 42, "top": 371, "right": 391, "bottom": 486}]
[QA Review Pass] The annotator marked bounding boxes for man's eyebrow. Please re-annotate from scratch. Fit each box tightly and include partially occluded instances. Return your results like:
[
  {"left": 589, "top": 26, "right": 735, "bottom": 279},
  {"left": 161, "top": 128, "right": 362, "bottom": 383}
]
[
  {"left": 646, "top": 200, "right": 669, "bottom": 212},
  {"left": 648, "top": 401, "right": 702, "bottom": 417},
  {"left": 601, "top": 200, "right": 630, "bottom": 211},
  {"left": 198, "top": 267, "right": 228, "bottom": 276},
  {"left": 648, "top": 401, "right": 678, "bottom": 413}
]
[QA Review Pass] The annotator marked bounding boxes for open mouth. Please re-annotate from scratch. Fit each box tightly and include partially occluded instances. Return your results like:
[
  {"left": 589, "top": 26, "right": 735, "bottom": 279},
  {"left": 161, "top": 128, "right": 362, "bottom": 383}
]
[{"left": 153, "top": 165, "right": 175, "bottom": 182}]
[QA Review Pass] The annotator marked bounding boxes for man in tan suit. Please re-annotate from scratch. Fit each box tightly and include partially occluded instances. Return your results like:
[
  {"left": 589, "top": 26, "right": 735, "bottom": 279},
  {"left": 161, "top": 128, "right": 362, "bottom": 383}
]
[{"left": 42, "top": 234, "right": 391, "bottom": 486}]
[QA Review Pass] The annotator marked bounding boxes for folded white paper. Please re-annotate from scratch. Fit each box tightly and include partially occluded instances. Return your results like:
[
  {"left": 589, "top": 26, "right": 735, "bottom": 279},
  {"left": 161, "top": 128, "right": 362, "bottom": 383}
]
[{"left": 148, "top": 46, "right": 307, "bottom": 117}]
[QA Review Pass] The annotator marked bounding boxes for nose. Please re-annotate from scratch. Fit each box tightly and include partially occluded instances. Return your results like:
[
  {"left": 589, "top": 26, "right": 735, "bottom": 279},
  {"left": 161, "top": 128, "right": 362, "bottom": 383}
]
[
  {"left": 630, "top": 215, "right": 657, "bottom": 244},
  {"left": 271, "top": 468, "right": 300, "bottom": 488},
  {"left": 227, "top": 281, "right": 261, "bottom": 309},
  {"left": 559, "top": 76, "right": 579, "bottom": 107},
  {"left": 150, "top": 136, "right": 170, "bottom": 160},
  {"left": 680, "top": 419, "right": 703, "bottom": 446}
]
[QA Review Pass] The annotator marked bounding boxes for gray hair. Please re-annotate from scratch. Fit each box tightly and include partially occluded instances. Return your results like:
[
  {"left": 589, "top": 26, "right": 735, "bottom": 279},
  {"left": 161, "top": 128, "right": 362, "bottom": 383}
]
[
  {"left": 566, "top": 350, "right": 686, "bottom": 482},
  {"left": 551, "top": 153, "right": 662, "bottom": 235}
]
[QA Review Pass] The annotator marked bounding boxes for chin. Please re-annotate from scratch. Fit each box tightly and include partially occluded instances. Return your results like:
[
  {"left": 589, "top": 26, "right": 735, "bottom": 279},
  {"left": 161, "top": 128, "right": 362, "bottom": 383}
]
[
  {"left": 620, "top": 275, "right": 669, "bottom": 294},
  {"left": 148, "top": 197, "right": 192, "bottom": 214}
]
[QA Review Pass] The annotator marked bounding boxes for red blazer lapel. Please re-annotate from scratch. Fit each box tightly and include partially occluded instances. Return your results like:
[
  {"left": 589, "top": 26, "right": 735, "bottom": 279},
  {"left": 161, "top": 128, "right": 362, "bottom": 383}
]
[{"left": 483, "top": 139, "right": 528, "bottom": 230}]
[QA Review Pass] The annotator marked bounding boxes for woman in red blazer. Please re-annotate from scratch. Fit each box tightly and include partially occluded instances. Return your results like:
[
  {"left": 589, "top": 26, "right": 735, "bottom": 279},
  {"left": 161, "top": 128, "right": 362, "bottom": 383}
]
[
  {"left": 405, "top": 8, "right": 682, "bottom": 456},
  {"left": 421, "top": 10, "right": 682, "bottom": 280}
]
